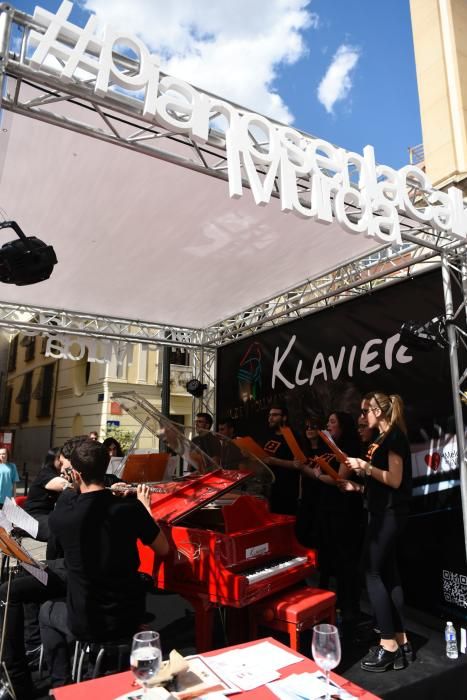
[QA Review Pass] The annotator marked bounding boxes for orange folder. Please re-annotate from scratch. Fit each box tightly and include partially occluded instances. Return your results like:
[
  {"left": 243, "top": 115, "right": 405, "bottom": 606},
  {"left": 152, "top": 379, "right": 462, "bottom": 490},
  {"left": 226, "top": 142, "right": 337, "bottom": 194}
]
[
  {"left": 121, "top": 453, "right": 169, "bottom": 483},
  {"left": 280, "top": 426, "right": 306, "bottom": 462},
  {"left": 318, "top": 430, "right": 348, "bottom": 464},
  {"left": 233, "top": 437, "right": 268, "bottom": 461},
  {"left": 312, "top": 455, "right": 339, "bottom": 481}
]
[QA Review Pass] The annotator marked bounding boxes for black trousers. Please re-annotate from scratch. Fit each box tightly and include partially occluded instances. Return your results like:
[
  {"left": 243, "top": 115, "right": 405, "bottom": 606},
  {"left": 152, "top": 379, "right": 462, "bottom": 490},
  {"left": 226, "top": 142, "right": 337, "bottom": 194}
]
[
  {"left": 39, "top": 600, "right": 135, "bottom": 688},
  {"left": 0, "top": 560, "right": 66, "bottom": 700},
  {"left": 317, "top": 508, "right": 364, "bottom": 621},
  {"left": 39, "top": 600, "right": 75, "bottom": 687},
  {"left": 362, "top": 510, "right": 407, "bottom": 639}
]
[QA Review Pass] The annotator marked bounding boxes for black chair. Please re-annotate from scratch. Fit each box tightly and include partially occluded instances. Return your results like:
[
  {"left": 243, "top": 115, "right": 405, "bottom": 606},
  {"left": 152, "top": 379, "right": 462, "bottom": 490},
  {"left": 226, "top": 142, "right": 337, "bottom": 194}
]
[{"left": 73, "top": 638, "right": 132, "bottom": 683}]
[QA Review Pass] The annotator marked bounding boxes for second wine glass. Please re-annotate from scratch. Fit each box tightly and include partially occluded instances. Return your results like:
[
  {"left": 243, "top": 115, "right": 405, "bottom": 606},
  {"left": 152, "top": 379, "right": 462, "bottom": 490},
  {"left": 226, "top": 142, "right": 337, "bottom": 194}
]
[
  {"left": 311, "top": 623, "right": 341, "bottom": 700},
  {"left": 130, "top": 630, "right": 162, "bottom": 695}
]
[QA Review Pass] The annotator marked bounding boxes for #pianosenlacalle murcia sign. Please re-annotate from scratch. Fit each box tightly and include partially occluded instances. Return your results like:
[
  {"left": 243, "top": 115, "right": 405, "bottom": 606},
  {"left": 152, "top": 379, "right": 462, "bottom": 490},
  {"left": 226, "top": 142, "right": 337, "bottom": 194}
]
[{"left": 25, "top": 0, "right": 467, "bottom": 246}]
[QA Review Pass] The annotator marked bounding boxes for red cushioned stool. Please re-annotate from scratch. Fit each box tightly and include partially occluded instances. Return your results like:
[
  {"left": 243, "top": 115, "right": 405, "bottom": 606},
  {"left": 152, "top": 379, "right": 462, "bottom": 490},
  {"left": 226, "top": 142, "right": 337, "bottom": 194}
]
[{"left": 249, "top": 586, "right": 336, "bottom": 651}]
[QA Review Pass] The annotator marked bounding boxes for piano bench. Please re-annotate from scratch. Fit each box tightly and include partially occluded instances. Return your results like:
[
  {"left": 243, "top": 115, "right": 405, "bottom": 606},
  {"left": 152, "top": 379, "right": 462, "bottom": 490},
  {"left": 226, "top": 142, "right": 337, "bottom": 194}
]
[{"left": 249, "top": 586, "right": 336, "bottom": 652}]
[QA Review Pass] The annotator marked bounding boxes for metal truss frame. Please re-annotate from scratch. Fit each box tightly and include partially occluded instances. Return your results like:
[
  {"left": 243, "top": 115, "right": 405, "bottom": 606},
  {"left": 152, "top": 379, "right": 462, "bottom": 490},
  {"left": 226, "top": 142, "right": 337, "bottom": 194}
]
[
  {"left": 0, "top": 301, "right": 205, "bottom": 348},
  {"left": 441, "top": 254, "right": 467, "bottom": 562},
  {"left": 205, "top": 227, "right": 465, "bottom": 346},
  {"left": 191, "top": 345, "right": 217, "bottom": 422}
]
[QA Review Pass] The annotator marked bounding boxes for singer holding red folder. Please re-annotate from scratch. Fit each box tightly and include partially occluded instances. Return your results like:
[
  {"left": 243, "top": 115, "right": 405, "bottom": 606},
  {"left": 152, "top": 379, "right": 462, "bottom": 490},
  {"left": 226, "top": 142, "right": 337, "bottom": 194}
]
[
  {"left": 302, "top": 411, "right": 364, "bottom": 636},
  {"left": 260, "top": 405, "right": 307, "bottom": 516}
]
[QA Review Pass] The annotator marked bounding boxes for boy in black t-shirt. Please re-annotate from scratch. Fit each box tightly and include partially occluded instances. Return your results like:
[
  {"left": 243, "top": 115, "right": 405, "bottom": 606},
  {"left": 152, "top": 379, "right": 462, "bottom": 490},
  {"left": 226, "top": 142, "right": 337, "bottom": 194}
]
[
  {"left": 260, "top": 405, "right": 305, "bottom": 515},
  {"left": 40, "top": 439, "right": 169, "bottom": 688}
]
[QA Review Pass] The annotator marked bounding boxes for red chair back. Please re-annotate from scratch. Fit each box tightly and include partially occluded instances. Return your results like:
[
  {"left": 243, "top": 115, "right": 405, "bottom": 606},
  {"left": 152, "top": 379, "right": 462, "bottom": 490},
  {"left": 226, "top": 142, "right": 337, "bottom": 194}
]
[{"left": 15, "top": 495, "right": 27, "bottom": 508}]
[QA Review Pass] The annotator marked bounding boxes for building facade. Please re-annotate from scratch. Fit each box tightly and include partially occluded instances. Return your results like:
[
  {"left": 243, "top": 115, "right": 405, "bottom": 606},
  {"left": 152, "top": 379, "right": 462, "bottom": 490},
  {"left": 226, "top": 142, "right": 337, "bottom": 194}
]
[
  {"left": 0, "top": 332, "right": 57, "bottom": 474},
  {"left": 410, "top": 0, "right": 467, "bottom": 193},
  {"left": 53, "top": 342, "right": 194, "bottom": 450},
  {"left": 0, "top": 333, "right": 195, "bottom": 473}
]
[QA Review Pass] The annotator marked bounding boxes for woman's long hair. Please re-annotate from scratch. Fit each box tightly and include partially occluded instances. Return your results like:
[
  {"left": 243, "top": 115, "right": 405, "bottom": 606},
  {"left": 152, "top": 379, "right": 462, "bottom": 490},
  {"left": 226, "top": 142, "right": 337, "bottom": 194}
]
[
  {"left": 102, "top": 437, "right": 124, "bottom": 457},
  {"left": 369, "top": 391, "right": 407, "bottom": 435},
  {"left": 329, "top": 410, "right": 361, "bottom": 456},
  {"left": 43, "top": 447, "right": 61, "bottom": 470}
]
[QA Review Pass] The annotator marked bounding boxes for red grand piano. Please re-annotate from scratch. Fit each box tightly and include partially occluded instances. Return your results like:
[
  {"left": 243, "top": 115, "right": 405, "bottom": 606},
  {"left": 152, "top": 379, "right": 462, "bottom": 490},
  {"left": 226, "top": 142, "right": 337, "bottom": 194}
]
[{"left": 113, "top": 392, "right": 317, "bottom": 651}]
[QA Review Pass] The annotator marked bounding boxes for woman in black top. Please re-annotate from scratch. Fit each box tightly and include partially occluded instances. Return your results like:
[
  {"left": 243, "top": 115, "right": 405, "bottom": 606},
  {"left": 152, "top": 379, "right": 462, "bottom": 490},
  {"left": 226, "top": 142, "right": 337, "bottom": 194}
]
[
  {"left": 24, "top": 448, "right": 70, "bottom": 542},
  {"left": 303, "top": 411, "right": 363, "bottom": 631},
  {"left": 344, "top": 392, "right": 412, "bottom": 672},
  {"left": 295, "top": 418, "right": 327, "bottom": 548}
]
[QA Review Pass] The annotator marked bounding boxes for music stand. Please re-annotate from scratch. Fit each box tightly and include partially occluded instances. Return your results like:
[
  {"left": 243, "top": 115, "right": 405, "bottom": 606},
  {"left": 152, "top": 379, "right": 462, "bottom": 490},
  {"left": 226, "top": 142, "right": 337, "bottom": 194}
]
[{"left": 0, "top": 526, "right": 47, "bottom": 700}]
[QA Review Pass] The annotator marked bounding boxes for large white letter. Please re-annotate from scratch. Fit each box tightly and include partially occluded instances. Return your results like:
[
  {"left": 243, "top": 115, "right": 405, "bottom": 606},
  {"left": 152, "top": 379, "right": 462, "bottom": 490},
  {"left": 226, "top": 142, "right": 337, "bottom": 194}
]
[
  {"left": 368, "top": 201, "right": 401, "bottom": 243},
  {"left": 360, "top": 338, "right": 382, "bottom": 374},
  {"left": 397, "top": 166, "right": 433, "bottom": 223},
  {"left": 309, "top": 353, "right": 327, "bottom": 385},
  {"left": 271, "top": 336, "right": 296, "bottom": 390},
  {"left": 334, "top": 188, "right": 369, "bottom": 235},
  {"left": 95, "top": 28, "right": 159, "bottom": 117},
  {"left": 156, "top": 77, "right": 201, "bottom": 135}
]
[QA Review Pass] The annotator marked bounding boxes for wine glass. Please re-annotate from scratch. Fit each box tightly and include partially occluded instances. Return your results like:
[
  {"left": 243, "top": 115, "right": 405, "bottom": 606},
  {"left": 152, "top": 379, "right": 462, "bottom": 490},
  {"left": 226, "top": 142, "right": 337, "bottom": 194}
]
[
  {"left": 130, "top": 630, "right": 162, "bottom": 695},
  {"left": 311, "top": 623, "right": 341, "bottom": 700}
]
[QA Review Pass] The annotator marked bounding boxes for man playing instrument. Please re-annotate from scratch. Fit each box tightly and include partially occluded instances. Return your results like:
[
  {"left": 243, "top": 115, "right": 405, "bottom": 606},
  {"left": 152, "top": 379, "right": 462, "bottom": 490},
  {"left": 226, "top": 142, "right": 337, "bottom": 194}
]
[{"left": 40, "top": 438, "right": 169, "bottom": 689}]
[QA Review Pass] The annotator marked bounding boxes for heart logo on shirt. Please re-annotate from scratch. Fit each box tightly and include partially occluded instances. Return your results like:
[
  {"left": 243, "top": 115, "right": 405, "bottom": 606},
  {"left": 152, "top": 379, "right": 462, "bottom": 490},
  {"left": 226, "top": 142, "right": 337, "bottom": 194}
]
[{"left": 424, "top": 452, "right": 441, "bottom": 471}]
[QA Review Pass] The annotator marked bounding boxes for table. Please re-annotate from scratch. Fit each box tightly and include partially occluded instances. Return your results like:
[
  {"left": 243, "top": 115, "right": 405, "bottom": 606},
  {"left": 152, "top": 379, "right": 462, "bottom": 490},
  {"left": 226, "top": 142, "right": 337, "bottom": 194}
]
[{"left": 51, "top": 637, "right": 381, "bottom": 699}]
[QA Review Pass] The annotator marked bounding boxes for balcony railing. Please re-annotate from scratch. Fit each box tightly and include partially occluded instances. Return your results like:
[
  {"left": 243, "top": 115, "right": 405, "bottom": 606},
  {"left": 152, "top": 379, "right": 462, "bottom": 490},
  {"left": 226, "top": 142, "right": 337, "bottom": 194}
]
[{"left": 408, "top": 143, "right": 425, "bottom": 166}]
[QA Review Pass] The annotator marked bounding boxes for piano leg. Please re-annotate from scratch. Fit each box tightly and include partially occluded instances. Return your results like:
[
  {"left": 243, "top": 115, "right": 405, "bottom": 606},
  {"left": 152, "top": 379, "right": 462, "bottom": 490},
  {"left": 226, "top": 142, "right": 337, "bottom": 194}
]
[
  {"left": 185, "top": 594, "right": 216, "bottom": 652},
  {"left": 225, "top": 606, "right": 249, "bottom": 646}
]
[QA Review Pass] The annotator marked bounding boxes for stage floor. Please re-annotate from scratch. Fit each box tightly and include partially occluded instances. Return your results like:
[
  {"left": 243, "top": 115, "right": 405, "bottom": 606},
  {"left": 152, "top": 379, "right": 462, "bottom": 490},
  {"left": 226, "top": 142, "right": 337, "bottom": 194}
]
[
  {"left": 34, "top": 590, "right": 467, "bottom": 700},
  {"left": 146, "top": 591, "right": 467, "bottom": 700}
]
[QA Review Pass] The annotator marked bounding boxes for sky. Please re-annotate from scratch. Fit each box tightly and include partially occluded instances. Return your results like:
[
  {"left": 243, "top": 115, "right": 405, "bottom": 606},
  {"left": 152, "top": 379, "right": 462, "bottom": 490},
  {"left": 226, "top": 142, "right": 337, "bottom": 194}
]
[{"left": 12, "top": 0, "right": 422, "bottom": 169}]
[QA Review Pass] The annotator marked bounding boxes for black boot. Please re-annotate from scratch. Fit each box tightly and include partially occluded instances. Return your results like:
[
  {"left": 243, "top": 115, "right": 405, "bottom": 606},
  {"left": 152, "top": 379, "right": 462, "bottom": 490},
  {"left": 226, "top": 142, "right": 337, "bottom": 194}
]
[
  {"left": 361, "top": 645, "right": 405, "bottom": 672},
  {"left": 401, "top": 641, "right": 415, "bottom": 663}
]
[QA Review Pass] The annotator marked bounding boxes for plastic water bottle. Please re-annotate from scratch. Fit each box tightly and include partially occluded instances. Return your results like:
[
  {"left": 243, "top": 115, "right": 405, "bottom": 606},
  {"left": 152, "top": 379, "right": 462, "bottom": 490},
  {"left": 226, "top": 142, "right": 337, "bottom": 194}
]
[{"left": 445, "top": 621, "right": 458, "bottom": 659}]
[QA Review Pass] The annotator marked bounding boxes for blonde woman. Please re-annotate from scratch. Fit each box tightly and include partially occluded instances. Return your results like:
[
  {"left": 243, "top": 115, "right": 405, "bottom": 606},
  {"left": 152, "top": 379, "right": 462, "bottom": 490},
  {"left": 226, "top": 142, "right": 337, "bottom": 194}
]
[
  {"left": 343, "top": 392, "right": 413, "bottom": 671},
  {"left": 0, "top": 446, "right": 19, "bottom": 507}
]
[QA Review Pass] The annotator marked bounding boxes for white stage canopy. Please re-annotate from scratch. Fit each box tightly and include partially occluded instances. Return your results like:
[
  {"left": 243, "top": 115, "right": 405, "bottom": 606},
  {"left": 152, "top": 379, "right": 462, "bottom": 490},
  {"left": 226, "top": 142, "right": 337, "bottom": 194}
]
[{"left": 0, "top": 100, "right": 381, "bottom": 331}]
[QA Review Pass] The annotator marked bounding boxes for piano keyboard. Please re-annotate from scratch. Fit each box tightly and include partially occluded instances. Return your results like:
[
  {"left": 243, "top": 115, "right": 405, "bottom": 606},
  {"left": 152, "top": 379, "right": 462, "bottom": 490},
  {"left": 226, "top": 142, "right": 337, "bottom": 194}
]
[{"left": 245, "top": 555, "right": 308, "bottom": 584}]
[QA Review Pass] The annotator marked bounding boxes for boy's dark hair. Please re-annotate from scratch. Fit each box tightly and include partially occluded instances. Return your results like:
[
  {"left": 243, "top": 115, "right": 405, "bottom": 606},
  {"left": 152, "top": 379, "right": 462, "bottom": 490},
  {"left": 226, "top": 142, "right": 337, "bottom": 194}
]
[
  {"left": 196, "top": 412, "right": 213, "bottom": 429},
  {"left": 61, "top": 436, "right": 89, "bottom": 460},
  {"left": 70, "top": 439, "right": 109, "bottom": 485},
  {"left": 218, "top": 417, "right": 235, "bottom": 429},
  {"left": 270, "top": 403, "right": 288, "bottom": 418}
]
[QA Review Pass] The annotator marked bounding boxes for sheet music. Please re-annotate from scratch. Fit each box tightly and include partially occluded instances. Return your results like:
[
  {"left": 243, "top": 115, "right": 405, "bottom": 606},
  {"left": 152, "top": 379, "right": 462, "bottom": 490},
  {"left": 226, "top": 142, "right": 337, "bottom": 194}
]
[
  {"left": 22, "top": 562, "right": 48, "bottom": 585},
  {"left": 0, "top": 528, "right": 48, "bottom": 585},
  {"left": 3, "top": 497, "right": 39, "bottom": 539},
  {"left": 203, "top": 642, "right": 302, "bottom": 691},
  {"left": 0, "top": 510, "right": 12, "bottom": 532},
  {"left": 267, "top": 672, "right": 356, "bottom": 700},
  {"left": 107, "top": 456, "right": 124, "bottom": 476}
]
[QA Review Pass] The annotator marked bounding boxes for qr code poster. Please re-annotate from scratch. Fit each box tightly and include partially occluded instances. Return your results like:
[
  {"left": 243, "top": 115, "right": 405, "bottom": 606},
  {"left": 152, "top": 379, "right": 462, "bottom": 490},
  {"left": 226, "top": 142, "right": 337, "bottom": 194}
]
[{"left": 443, "top": 570, "right": 467, "bottom": 609}]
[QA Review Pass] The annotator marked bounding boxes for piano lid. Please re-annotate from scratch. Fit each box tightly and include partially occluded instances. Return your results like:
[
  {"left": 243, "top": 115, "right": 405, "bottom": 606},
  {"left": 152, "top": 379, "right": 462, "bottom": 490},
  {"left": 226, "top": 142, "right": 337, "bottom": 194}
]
[
  {"left": 112, "top": 392, "right": 273, "bottom": 499},
  {"left": 144, "top": 468, "right": 252, "bottom": 524},
  {"left": 112, "top": 391, "right": 220, "bottom": 475},
  {"left": 209, "top": 431, "right": 275, "bottom": 489}
]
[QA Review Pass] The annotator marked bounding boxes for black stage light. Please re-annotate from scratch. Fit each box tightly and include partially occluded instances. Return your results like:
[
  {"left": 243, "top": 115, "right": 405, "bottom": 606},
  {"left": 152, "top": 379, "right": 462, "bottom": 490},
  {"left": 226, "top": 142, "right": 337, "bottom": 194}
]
[
  {"left": 0, "top": 221, "right": 58, "bottom": 285},
  {"left": 400, "top": 317, "right": 447, "bottom": 351},
  {"left": 186, "top": 378, "right": 207, "bottom": 398}
]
